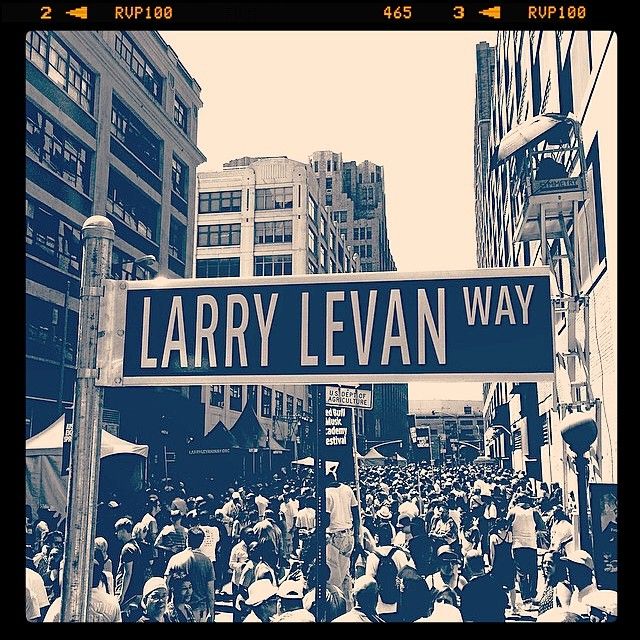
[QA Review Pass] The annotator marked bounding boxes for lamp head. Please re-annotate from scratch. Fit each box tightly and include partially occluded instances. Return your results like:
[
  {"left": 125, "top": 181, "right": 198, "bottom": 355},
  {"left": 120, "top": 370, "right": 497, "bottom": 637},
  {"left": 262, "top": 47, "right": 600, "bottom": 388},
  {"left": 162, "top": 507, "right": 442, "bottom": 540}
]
[{"left": 560, "top": 411, "right": 597, "bottom": 455}]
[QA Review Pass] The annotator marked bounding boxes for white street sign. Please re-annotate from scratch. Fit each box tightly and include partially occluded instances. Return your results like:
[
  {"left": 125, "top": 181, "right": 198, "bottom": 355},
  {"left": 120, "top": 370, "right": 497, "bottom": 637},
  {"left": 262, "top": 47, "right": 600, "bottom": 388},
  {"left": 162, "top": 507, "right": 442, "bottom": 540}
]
[{"left": 325, "top": 385, "right": 373, "bottom": 410}]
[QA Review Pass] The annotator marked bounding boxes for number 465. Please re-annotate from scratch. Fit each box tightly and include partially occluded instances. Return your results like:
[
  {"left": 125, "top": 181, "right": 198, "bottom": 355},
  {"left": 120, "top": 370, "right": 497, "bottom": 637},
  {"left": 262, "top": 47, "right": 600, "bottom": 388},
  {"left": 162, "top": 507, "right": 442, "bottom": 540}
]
[{"left": 384, "top": 6, "right": 412, "bottom": 19}]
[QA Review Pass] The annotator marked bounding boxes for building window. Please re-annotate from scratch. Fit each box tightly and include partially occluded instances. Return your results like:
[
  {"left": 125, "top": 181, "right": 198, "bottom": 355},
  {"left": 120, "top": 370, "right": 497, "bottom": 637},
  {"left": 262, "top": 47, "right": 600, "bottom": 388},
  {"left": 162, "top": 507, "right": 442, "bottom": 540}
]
[
  {"left": 325, "top": 192, "right": 333, "bottom": 206},
  {"left": 275, "top": 391, "right": 284, "bottom": 418},
  {"left": 196, "top": 257, "right": 240, "bottom": 278},
  {"left": 307, "top": 259, "right": 317, "bottom": 274},
  {"left": 255, "top": 187, "right": 293, "bottom": 210},
  {"left": 286, "top": 394, "right": 294, "bottom": 418},
  {"left": 26, "top": 100, "right": 92, "bottom": 195},
  {"left": 330, "top": 258, "right": 336, "bottom": 273},
  {"left": 26, "top": 295, "right": 78, "bottom": 366},
  {"left": 254, "top": 254, "right": 292, "bottom": 277},
  {"left": 319, "top": 216, "right": 326, "bottom": 238},
  {"left": 199, "top": 190, "right": 242, "bottom": 213},
  {"left": 210, "top": 385, "right": 224, "bottom": 408},
  {"left": 111, "top": 247, "right": 153, "bottom": 281},
  {"left": 354, "top": 228, "right": 359, "bottom": 241},
  {"left": 329, "top": 231, "right": 336, "bottom": 252},
  {"left": 169, "top": 218, "right": 186, "bottom": 262},
  {"left": 327, "top": 159, "right": 331, "bottom": 171},
  {"left": 26, "top": 198, "right": 81, "bottom": 277},
  {"left": 106, "top": 168, "right": 159, "bottom": 242},
  {"left": 247, "top": 385, "right": 258, "bottom": 413},
  {"left": 319, "top": 245, "right": 327, "bottom": 270},
  {"left": 358, "top": 173, "right": 363, "bottom": 184},
  {"left": 254, "top": 220, "right": 293, "bottom": 244},
  {"left": 376, "top": 167, "right": 381, "bottom": 182},
  {"left": 111, "top": 94, "right": 161, "bottom": 174},
  {"left": 296, "top": 398, "right": 304, "bottom": 418},
  {"left": 173, "top": 94, "right": 188, "bottom": 134},
  {"left": 171, "top": 155, "right": 188, "bottom": 200},
  {"left": 308, "top": 229, "right": 317, "bottom": 254},
  {"left": 339, "top": 228, "right": 347, "bottom": 240},
  {"left": 26, "top": 31, "right": 95, "bottom": 114},
  {"left": 308, "top": 196, "right": 318, "bottom": 222},
  {"left": 343, "top": 168, "right": 352, "bottom": 194},
  {"left": 313, "top": 160, "right": 318, "bottom": 172},
  {"left": 114, "top": 32, "right": 163, "bottom": 103},
  {"left": 326, "top": 177, "right": 333, "bottom": 190},
  {"left": 230, "top": 385, "right": 242, "bottom": 412},
  {"left": 198, "top": 223, "right": 241, "bottom": 247},
  {"left": 261, "top": 386, "right": 272, "bottom": 418},
  {"left": 333, "top": 210, "right": 347, "bottom": 223}
]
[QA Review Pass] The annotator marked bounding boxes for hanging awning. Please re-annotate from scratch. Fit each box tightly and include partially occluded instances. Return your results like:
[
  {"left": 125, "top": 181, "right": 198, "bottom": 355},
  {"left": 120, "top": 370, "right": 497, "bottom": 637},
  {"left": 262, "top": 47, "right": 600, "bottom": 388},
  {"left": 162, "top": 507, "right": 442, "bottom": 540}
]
[
  {"left": 497, "top": 113, "right": 573, "bottom": 162},
  {"left": 187, "top": 420, "right": 239, "bottom": 455},
  {"left": 229, "top": 404, "right": 267, "bottom": 449}
]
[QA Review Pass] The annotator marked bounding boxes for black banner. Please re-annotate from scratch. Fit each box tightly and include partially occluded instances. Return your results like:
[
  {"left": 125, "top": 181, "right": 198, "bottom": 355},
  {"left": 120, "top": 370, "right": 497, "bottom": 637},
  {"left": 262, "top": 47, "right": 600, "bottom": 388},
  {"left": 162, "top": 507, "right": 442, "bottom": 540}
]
[
  {"left": 323, "top": 406, "right": 355, "bottom": 485},
  {"left": 60, "top": 407, "right": 73, "bottom": 477}
]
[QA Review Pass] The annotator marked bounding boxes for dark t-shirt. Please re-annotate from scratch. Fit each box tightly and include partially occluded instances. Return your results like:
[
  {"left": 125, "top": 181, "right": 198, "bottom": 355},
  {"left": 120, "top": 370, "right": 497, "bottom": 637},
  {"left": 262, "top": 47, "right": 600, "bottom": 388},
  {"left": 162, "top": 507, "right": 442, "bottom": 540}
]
[
  {"left": 115, "top": 540, "right": 146, "bottom": 603},
  {"left": 460, "top": 573, "right": 507, "bottom": 622}
]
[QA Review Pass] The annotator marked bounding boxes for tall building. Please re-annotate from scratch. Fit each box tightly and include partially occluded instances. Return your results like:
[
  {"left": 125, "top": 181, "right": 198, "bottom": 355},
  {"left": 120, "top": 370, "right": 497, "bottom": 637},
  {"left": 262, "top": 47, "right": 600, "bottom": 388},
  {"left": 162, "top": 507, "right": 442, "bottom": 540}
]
[
  {"left": 474, "top": 32, "right": 616, "bottom": 493},
  {"left": 408, "top": 400, "right": 485, "bottom": 466},
  {"left": 195, "top": 156, "right": 357, "bottom": 461},
  {"left": 310, "top": 151, "right": 409, "bottom": 454},
  {"left": 26, "top": 31, "right": 206, "bottom": 462}
]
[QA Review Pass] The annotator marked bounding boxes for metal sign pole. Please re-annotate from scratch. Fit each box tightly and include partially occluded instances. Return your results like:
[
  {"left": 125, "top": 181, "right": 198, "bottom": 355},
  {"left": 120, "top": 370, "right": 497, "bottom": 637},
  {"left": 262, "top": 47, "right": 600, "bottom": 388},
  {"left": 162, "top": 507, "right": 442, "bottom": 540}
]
[
  {"left": 61, "top": 216, "right": 114, "bottom": 621},
  {"left": 314, "top": 384, "right": 326, "bottom": 622}
]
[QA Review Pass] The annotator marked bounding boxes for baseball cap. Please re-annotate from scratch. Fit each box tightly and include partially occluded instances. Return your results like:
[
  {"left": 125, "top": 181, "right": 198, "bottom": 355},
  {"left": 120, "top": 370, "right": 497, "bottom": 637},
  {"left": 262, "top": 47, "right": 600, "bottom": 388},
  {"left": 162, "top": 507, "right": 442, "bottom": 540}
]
[
  {"left": 582, "top": 589, "right": 617, "bottom": 616},
  {"left": 436, "top": 545, "right": 459, "bottom": 560},
  {"left": 562, "top": 549, "right": 594, "bottom": 571},
  {"left": 277, "top": 579, "right": 304, "bottom": 599},
  {"left": 245, "top": 579, "right": 278, "bottom": 606}
]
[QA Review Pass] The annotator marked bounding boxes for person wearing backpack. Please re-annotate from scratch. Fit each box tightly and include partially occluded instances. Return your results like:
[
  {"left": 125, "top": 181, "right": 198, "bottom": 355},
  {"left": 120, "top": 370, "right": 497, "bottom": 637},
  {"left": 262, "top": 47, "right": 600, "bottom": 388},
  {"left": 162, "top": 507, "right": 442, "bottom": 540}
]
[{"left": 365, "top": 521, "right": 409, "bottom": 619}]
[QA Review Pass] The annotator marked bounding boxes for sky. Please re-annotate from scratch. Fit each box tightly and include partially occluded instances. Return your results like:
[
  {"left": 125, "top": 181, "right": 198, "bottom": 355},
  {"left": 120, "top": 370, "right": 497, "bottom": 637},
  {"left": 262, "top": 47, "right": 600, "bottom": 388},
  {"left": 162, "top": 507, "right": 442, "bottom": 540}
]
[{"left": 160, "top": 30, "right": 498, "bottom": 404}]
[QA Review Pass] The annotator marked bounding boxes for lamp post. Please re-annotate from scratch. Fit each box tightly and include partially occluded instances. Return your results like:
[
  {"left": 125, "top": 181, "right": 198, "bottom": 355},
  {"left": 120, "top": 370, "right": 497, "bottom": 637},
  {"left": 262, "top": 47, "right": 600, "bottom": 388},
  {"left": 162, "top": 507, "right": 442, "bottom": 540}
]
[
  {"left": 560, "top": 412, "right": 598, "bottom": 556},
  {"left": 115, "top": 254, "right": 158, "bottom": 280}
]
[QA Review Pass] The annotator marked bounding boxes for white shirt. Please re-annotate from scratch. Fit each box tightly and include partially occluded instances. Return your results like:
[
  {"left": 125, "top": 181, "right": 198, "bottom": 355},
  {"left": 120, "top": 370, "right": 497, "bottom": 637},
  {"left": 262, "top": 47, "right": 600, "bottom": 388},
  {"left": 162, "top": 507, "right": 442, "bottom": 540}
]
[
  {"left": 508, "top": 505, "right": 537, "bottom": 549},
  {"left": 569, "top": 582, "right": 598, "bottom": 616},
  {"left": 398, "top": 501, "right": 419, "bottom": 519},
  {"left": 255, "top": 495, "right": 269, "bottom": 518},
  {"left": 325, "top": 484, "right": 357, "bottom": 533},
  {"left": 26, "top": 568, "right": 48, "bottom": 611},
  {"left": 198, "top": 525, "right": 220, "bottom": 562},
  {"left": 44, "top": 588, "right": 122, "bottom": 622},
  {"left": 365, "top": 545, "right": 409, "bottom": 578}
]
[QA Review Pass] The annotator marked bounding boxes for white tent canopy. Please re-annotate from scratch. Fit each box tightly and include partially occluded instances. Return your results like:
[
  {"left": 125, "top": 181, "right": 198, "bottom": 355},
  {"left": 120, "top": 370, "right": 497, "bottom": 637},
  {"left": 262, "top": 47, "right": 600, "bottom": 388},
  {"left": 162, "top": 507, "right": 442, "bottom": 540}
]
[
  {"left": 26, "top": 415, "right": 149, "bottom": 459},
  {"left": 26, "top": 415, "right": 148, "bottom": 516}
]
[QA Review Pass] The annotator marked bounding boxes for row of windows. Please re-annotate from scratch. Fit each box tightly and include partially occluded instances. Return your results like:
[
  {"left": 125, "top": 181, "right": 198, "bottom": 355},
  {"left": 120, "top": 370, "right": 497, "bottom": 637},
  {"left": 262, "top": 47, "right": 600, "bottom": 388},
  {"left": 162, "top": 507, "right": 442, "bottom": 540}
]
[
  {"left": 256, "top": 187, "right": 293, "bottom": 211},
  {"left": 196, "top": 255, "right": 293, "bottom": 278},
  {"left": 353, "top": 244, "right": 373, "bottom": 259},
  {"left": 199, "top": 190, "right": 242, "bottom": 213},
  {"left": 196, "top": 220, "right": 295, "bottom": 247},
  {"left": 354, "top": 226, "right": 372, "bottom": 240},
  {"left": 114, "top": 32, "right": 163, "bottom": 103},
  {"left": 313, "top": 159, "right": 338, "bottom": 173},
  {"left": 333, "top": 210, "right": 348, "bottom": 223},
  {"left": 26, "top": 100, "right": 92, "bottom": 195},
  {"left": 26, "top": 31, "right": 95, "bottom": 114},
  {"left": 27, "top": 32, "right": 191, "bottom": 139},
  {"left": 210, "top": 384, "right": 299, "bottom": 416}
]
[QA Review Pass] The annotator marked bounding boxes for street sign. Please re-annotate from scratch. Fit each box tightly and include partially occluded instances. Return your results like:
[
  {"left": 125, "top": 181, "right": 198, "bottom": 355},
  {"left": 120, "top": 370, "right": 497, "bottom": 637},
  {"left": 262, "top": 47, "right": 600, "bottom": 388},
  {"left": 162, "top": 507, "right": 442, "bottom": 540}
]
[
  {"left": 96, "top": 268, "right": 554, "bottom": 386},
  {"left": 326, "top": 385, "right": 373, "bottom": 409}
]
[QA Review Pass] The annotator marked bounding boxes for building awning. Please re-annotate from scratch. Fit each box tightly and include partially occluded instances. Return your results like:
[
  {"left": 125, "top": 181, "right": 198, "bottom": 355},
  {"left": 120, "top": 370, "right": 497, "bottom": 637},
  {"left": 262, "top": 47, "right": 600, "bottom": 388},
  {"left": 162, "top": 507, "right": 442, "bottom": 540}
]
[{"left": 497, "top": 113, "right": 573, "bottom": 162}]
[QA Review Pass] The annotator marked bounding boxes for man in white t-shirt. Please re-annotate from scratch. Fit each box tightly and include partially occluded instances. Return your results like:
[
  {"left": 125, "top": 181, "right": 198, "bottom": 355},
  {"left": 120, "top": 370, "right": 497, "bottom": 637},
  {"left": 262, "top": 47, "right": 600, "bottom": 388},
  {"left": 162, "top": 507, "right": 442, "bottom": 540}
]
[{"left": 325, "top": 465, "right": 361, "bottom": 608}]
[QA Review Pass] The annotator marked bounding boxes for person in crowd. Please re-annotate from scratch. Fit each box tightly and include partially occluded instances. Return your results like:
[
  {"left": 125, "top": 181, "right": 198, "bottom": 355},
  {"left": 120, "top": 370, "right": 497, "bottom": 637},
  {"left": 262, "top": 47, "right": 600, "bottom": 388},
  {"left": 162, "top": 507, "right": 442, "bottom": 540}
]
[
  {"left": 302, "top": 561, "right": 347, "bottom": 622},
  {"left": 293, "top": 494, "right": 316, "bottom": 566},
  {"left": 332, "top": 576, "right": 384, "bottom": 623},
  {"left": 94, "top": 537, "right": 114, "bottom": 594},
  {"left": 429, "top": 501, "right": 459, "bottom": 551},
  {"left": 583, "top": 589, "right": 617, "bottom": 623},
  {"left": 137, "top": 577, "right": 168, "bottom": 623},
  {"left": 272, "top": 579, "right": 315, "bottom": 622},
  {"left": 279, "top": 489, "right": 299, "bottom": 559},
  {"left": 460, "top": 550, "right": 507, "bottom": 622},
  {"left": 325, "top": 464, "right": 361, "bottom": 608},
  {"left": 164, "top": 572, "right": 195, "bottom": 622},
  {"left": 154, "top": 510, "right": 188, "bottom": 573},
  {"left": 561, "top": 550, "right": 598, "bottom": 616},
  {"left": 392, "top": 515, "right": 413, "bottom": 548},
  {"left": 229, "top": 526, "right": 251, "bottom": 621},
  {"left": 425, "top": 545, "right": 467, "bottom": 607},
  {"left": 459, "top": 514, "right": 482, "bottom": 564},
  {"left": 45, "top": 552, "right": 122, "bottom": 622},
  {"left": 418, "top": 587, "right": 463, "bottom": 622},
  {"left": 140, "top": 498, "right": 161, "bottom": 553},
  {"left": 132, "top": 521, "right": 154, "bottom": 582},
  {"left": 242, "top": 579, "right": 279, "bottom": 623},
  {"left": 212, "top": 509, "right": 232, "bottom": 592},
  {"left": 549, "top": 506, "right": 574, "bottom": 555},
  {"left": 507, "top": 493, "right": 545, "bottom": 610},
  {"left": 34, "top": 530, "right": 64, "bottom": 603},
  {"left": 114, "top": 517, "right": 146, "bottom": 618},
  {"left": 488, "top": 517, "right": 518, "bottom": 615},
  {"left": 536, "top": 550, "right": 572, "bottom": 615},
  {"left": 396, "top": 565, "right": 433, "bottom": 622},
  {"left": 164, "top": 526, "right": 215, "bottom": 622}
]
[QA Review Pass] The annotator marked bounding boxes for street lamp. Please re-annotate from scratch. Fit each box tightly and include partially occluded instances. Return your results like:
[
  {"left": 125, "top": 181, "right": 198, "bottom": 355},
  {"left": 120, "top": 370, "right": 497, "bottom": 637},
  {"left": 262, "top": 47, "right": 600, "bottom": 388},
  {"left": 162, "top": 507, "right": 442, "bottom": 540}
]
[
  {"left": 114, "top": 254, "right": 158, "bottom": 280},
  {"left": 560, "top": 411, "right": 598, "bottom": 555}
]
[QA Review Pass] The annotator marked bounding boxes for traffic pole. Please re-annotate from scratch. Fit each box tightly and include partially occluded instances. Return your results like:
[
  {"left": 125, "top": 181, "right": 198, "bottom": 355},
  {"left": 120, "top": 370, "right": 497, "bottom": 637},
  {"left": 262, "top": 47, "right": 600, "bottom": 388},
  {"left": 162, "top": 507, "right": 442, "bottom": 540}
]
[
  {"left": 60, "top": 216, "right": 114, "bottom": 621},
  {"left": 314, "top": 384, "right": 326, "bottom": 622}
]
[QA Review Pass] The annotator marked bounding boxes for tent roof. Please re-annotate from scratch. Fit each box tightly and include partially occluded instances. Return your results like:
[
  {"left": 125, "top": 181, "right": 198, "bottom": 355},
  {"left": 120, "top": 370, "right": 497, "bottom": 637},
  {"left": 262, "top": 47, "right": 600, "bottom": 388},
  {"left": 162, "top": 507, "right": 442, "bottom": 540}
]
[
  {"left": 200, "top": 420, "right": 239, "bottom": 449},
  {"left": 363, "top": 447, "right": 386, "bottom": 459},
  {"left": 229, "top": 404, "right": 267, "bottom": 449},
  {"left": 267, "top": 434, "right": 288, "bottom": 452},
  {"left": 25, "top": 415, "right": 149, "bottom": 458},
  {"left": 395, "top": 453, "right": 407, "bottom": 461}
]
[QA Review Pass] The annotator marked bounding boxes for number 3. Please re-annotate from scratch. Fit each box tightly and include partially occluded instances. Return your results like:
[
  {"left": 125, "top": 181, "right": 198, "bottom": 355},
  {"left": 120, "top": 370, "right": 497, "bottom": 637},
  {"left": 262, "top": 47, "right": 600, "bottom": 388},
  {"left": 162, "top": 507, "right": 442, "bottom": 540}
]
[{"left": 453, "top": 6, "right": 464, "bottom": 19}]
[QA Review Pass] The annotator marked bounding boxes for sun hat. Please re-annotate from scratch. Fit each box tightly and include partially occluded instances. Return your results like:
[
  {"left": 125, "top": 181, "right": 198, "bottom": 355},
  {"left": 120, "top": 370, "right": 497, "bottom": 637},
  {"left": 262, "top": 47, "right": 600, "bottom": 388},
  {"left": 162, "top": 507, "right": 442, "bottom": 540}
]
[{"left": 245, "top": 579, "right": 278, "bottom": 606}]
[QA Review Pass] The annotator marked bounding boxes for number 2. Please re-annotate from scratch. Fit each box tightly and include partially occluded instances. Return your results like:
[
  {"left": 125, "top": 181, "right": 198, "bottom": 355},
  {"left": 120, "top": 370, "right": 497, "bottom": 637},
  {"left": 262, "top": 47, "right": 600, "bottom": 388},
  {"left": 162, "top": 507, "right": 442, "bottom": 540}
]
[{"left": 41, "top": 6, "right": 52, "bottom": 19}]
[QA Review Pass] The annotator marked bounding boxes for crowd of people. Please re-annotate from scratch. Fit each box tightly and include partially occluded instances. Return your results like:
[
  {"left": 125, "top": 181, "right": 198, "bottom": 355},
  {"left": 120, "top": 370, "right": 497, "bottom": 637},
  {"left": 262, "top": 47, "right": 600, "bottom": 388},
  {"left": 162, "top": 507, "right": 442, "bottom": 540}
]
[{"left": 25, "top": 460, "right": 617, "bottom": 622}]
